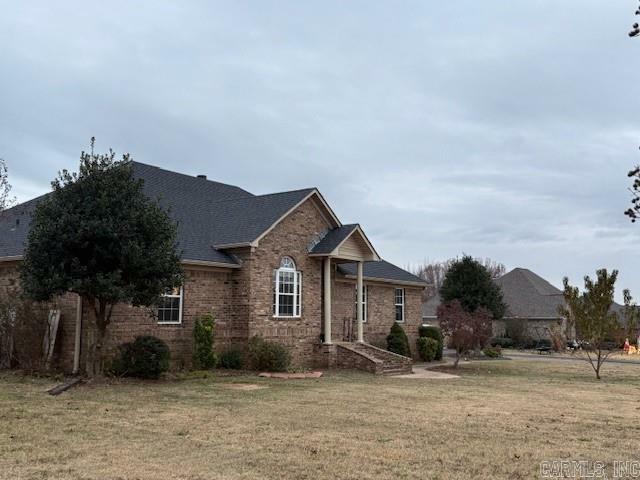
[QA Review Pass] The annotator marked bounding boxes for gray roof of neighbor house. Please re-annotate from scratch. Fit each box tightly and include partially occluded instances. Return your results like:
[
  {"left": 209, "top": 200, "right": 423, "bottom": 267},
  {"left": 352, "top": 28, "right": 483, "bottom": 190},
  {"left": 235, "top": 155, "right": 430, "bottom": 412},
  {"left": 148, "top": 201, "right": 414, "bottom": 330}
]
[
  {"left": 337, "top": 260, "right": 427, "bottom": 286},
  {"left": 423, "top": 267, "right": 627, "bottom": 320},
  {"left": 0, "top": 162, "right": 421, "bottom": 285},
  {"left": 309, "top": 224, "right": 359, "bottom": 255},
  {"left": 494, "top": 268, "right": 565, "bottom": 319},
  {"left": 420, "top": 268, "right": 566, "bottom": 319}
]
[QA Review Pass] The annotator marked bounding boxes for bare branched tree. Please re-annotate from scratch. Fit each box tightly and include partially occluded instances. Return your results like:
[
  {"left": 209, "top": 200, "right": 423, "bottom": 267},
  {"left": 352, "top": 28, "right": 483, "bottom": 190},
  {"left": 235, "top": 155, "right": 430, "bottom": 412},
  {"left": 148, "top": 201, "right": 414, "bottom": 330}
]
[
  {"left": 629, "top": 0, "right": 640, "bottom": 37},
  {"left": 0, "top": 159, "right": 15, "bottom": 212}
]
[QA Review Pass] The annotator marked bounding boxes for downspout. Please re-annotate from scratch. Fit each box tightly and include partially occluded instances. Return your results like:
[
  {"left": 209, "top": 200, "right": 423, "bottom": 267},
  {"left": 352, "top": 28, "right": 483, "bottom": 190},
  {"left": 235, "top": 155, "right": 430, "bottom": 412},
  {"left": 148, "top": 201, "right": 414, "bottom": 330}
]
[{"left": 72, "top": 295, "right": 82, "bottom": 375}]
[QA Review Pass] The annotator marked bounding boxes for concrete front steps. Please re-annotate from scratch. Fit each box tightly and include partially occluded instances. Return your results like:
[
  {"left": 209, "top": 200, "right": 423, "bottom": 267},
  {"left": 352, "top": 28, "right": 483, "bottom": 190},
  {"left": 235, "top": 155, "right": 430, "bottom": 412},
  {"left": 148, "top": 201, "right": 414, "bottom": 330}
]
[{"left": 335, "top": 342, "right": 413, "bottom": 375}]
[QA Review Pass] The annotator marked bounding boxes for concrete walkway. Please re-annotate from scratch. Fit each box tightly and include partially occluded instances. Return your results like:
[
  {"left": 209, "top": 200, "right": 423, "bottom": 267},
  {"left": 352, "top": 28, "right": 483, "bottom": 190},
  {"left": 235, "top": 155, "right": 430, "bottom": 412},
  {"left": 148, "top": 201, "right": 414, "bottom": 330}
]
[
  {"left": 504, "top": 350, "right": 640, "bottom": 366},
  {"left": 391, "top": 361, "right": 460, "bottom": 379}
]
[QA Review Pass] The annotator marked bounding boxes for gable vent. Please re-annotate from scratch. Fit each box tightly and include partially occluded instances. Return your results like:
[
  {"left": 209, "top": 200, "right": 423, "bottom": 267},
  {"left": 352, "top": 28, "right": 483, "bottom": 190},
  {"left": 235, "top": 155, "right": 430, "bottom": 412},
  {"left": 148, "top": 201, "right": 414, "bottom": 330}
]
[{"left": 196, "top": 174, "right": 207, "bottom": 180}]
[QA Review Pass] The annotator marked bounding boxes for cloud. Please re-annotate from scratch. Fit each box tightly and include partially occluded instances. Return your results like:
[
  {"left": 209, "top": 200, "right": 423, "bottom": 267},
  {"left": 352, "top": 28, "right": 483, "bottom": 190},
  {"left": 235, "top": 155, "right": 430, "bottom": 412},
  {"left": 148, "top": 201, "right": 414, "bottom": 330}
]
[{"left": 1, "top": 0, "right": 639, "bottom": 299}]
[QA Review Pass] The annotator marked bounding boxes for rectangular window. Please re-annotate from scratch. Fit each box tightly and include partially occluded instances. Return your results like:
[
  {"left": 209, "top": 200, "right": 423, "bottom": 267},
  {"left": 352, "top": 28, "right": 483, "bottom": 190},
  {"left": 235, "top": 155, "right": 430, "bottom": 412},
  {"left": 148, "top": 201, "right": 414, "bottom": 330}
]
[
  {"left": 394, "top": 288, "right": 405, "bottom": 323},
  {"left": 355, "top": 284, "right": 368, "bottom": 322},
  {"left": 158, "top": 287, "right": 183, "bottom": 324},
  {"left": 274, "top": 271, "right": 302, "bottom": 317}
]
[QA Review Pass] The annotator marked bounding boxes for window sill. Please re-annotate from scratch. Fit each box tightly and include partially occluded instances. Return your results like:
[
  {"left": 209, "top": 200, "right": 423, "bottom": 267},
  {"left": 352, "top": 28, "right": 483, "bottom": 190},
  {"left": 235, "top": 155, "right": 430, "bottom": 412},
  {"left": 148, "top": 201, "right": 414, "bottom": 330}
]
[
  {"left": 272, "top": 316, "right": 302, "bottom": 319},
  {"left": 157, "top": 322, "right": 182, "bottom": 325}
]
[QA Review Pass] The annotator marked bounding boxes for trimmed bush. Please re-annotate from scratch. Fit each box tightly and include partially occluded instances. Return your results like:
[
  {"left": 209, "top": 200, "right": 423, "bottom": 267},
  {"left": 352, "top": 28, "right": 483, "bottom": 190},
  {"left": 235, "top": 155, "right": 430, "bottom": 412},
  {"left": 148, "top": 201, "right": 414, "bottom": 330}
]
[
  {"left": 490, "top": 337, "right": 515, "bottom": 349},
  {"left": 193, "top": 313, "right": 217, "bottom": 370},
  {"left": 219, "top": 348, "right": 244, "bottom": 370},
  {"left": 416, "top": 337, "right": 439, "bottom": 362},
  {"left": 386, "top": 322, "right": 411, "bottom": 357},
  {"left": 483, "top": 345, "right": 502, "bottom": 358},
  {"left": 111, "top": 335, "right": 170, "bottom": 379},
  {"left": 418, "top": 325, "right": 444, "bottom": 360},
  {"left": 247, "top": 336, "right": 291, "bottom": 372}
]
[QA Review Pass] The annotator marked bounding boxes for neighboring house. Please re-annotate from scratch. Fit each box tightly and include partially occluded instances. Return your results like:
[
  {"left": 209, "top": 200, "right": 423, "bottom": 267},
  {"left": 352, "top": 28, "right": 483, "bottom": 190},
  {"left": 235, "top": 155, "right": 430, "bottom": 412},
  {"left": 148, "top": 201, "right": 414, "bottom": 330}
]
[
  {"left": 0, "top": 162, "right": 425, "bottom": 374},
  {"left": 492, "top": 268, "right": 568, "bottom": 339},
  {"left": 421, "top": 268, "right": 569, "bottom": 340}
]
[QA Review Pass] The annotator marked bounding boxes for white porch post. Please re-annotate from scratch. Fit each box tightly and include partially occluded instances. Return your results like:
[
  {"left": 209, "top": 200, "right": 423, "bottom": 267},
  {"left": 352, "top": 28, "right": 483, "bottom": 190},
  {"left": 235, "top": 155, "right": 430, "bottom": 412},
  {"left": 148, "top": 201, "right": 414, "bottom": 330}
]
[
  {"left": 323, "top": 257, "right": 332, "bottom": 344},
  {"left": 356, "top": 261, "right": 364, "bottom": 343}
]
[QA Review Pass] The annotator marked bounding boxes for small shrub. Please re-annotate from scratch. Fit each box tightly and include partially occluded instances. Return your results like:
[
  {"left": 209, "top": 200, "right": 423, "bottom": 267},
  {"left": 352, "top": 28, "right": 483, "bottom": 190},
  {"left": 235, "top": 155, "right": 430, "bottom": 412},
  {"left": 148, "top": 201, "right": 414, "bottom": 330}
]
[
  {"left": 247, "top": 336, "right": 291, "bottom": 372},
  {"left": 490, "top": 337, "right": 514, "bottom": 349},
  {"left": 416, "top": 337, "right": 439, "bottom": 362},
  {"left": 386, "top": 322, "right": 411, "bottom": 357},
  {"left": 193, "top": 313, "right": 217, "bottom": 370},
  {"left": 418, "top": 325, "right": 444, "bottom": 360},
  {"left": 219, "top": 347, "right": 244, "bottom": 370},
  {"left": 111, "top": 335, "right": 170, "bottom": 379},
  {"left": 483, "top": 345, "right": 502, "bottom": 358}
]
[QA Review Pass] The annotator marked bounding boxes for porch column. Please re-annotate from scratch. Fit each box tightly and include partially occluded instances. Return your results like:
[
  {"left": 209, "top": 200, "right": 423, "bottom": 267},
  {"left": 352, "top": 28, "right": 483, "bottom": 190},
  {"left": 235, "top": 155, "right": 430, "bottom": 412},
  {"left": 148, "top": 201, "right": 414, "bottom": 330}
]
[
  {"left": 356, "top": 261, "right": 364, "bottom": 343},
  {"left": 323, "top": 257, "right": 332, "bottom": 344}
]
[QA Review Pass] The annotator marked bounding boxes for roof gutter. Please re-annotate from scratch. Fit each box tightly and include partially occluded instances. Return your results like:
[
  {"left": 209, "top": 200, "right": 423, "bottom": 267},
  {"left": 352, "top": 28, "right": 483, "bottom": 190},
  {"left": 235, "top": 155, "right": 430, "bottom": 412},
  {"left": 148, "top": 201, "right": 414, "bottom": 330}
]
[
  {"left": 0, "top": 255, "right": 23, "bottom": 262},
  {"left": 181, "top": 259, "right": 241, "bottom": 269},
  {"left": 342, "top": 274, "right": 427, "bottom": 288}
]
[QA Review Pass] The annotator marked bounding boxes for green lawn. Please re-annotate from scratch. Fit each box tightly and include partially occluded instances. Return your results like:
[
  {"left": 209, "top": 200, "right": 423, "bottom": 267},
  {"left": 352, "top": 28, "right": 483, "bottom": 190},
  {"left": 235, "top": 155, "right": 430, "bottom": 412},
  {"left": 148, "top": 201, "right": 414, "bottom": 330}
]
[{"left": 1, "top": 359, "right": 639, "bottom": 479}]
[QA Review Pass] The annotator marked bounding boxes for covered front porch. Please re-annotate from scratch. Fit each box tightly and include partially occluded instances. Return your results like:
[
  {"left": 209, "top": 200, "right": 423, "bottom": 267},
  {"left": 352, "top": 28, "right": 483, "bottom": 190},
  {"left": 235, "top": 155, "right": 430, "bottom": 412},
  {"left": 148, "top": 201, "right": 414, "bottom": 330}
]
[
  {"left": 308, "top": 224, "right": 413, "bottom": 375},
  {"left": 309, "top": 224, "right": 379, "bottom": 345}
]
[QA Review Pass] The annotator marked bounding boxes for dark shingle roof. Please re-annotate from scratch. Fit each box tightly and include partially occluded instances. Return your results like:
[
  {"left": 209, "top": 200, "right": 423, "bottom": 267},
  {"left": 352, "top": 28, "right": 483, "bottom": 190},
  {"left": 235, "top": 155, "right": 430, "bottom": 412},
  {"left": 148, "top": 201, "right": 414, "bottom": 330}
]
[
  {"left": 0, "top": 196, "right": 44, "bottom": 258},
  {"left": 190, "top": 188, "right": 316, "bottom": 248},
  {"left": 310, "top": 224, "right": 358, "bottom": 254},
  {"left": 337, "top": 260, "right": 427, "bottom": 286},
  {"left": 0, "top": 162, "right": 315, "bottom": 266},
  {"left": 0, "top": 161, "right": 424, "bottom": 286},
  {"left": 495, "top": 268, "right": 565, "bottom": 319}
]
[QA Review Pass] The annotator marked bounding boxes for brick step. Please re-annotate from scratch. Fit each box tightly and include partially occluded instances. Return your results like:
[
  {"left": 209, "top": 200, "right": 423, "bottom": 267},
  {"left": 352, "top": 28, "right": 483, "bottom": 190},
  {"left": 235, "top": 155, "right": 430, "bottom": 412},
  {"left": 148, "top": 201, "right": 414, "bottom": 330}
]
[
  {"left": 336, "top": 342, "right": 412, "bottom": 375},
  {"left": 382, "top": 367, "right": 412, "bottom": 376}
]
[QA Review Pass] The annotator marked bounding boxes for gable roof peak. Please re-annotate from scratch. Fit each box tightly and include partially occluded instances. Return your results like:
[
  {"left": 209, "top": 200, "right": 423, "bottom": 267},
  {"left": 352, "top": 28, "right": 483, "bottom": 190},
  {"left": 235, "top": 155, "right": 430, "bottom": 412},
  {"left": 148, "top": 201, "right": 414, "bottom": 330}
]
[{"left": 498, "top": 267, "right": 562, "bottom": 297}]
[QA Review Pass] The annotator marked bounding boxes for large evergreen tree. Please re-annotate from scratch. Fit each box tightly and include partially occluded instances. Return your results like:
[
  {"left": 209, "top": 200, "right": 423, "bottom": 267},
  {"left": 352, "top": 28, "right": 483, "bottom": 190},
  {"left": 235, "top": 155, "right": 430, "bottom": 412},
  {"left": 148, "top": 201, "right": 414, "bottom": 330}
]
[
  {"left": 439, "top": 255, "right": 506, "bottom": 320},
  {"left": 21, "top": 140, "right": 183, "bottom": 374}
]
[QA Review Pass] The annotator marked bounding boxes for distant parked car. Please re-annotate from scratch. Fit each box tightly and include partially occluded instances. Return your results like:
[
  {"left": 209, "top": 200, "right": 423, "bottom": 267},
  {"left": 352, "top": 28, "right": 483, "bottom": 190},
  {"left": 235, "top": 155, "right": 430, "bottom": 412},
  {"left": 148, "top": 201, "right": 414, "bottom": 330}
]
[{"left": 567, "top": 340, "right": 579, "bottom": 351}]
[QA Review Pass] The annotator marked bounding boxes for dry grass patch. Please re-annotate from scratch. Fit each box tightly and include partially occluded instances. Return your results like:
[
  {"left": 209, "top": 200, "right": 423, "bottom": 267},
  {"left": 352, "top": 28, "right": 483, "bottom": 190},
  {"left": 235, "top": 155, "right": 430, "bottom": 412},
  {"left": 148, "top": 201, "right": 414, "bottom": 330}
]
[{"left": 1, "top": 360, "right": 639, "bottom": 479}]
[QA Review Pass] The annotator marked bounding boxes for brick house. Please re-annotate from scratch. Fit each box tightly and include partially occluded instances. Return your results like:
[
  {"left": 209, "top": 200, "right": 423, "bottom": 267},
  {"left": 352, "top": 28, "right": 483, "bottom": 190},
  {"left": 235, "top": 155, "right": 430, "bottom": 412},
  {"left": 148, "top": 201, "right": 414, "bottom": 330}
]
[{"left": 0, "top": 162, "right": 425, "bottom": 374}]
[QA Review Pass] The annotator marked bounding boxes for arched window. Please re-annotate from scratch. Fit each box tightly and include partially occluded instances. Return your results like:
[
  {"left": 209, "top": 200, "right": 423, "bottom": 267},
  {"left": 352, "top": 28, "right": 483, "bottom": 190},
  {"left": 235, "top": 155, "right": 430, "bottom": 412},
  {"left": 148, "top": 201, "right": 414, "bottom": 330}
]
[{"left": 273, "top": 256, "right": 302, "bottom": 317}]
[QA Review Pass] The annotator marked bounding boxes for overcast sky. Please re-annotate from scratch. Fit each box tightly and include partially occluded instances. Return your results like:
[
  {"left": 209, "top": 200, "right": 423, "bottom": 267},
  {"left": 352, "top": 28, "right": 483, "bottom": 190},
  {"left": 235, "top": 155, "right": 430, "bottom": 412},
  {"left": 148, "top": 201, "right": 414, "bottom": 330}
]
[{"left": 1, "top": 1, "right": 639, "bottom": 299}]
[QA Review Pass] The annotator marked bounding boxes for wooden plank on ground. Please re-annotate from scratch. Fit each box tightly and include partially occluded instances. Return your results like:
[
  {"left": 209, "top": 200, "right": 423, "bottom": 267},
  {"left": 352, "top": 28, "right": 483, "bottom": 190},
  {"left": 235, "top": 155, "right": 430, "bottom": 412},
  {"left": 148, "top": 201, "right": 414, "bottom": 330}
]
[{"left": 47, "top": 377, "right": 83, "bottom": 396}]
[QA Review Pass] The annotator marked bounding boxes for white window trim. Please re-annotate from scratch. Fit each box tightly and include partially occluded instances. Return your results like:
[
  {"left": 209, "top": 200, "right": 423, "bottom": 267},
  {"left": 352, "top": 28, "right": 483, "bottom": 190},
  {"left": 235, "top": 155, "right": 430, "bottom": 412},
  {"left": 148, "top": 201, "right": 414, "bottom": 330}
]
[
  {"left": 273, "top": 257, "right": 302, "bottom": 318},
  {"left": 355, "top": 284, "right": 368, "bottom": 323},
  {"left": 394, "top": 288, "right": 405, "bottom": 323},
  {"left": 157, "top": 286, "right": 184, "bottom": 325}
]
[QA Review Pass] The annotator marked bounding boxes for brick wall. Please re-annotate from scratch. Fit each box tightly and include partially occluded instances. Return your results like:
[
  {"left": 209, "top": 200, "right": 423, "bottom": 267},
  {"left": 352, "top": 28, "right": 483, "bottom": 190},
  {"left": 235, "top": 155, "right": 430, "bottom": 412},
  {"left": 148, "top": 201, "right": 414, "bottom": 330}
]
[
  {"left": 0, "top": 262, "right": 78, "bottom": 371},
  {"left": 0, "top": 197, "right": 425, "bottom": 371},
  {"left": 0, "top": 262, "right": 235, "bottom": 372},
  {"left": 236, "top": 198, "right": 329, "bottom": 368},
  {"left": 332, "top": 277, "right": 423, "bottom": 359}
]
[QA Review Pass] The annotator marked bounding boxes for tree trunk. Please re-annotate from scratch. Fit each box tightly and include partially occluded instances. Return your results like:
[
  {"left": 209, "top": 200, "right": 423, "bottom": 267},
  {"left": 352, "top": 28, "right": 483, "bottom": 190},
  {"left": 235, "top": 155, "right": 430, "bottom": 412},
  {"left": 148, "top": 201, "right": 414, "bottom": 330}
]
[
  {"left": 86, "top": 297, "right": 111, "bottom": 376},
  {"left": 453, "top": 350, "right": 461, "bottom": 368}
]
